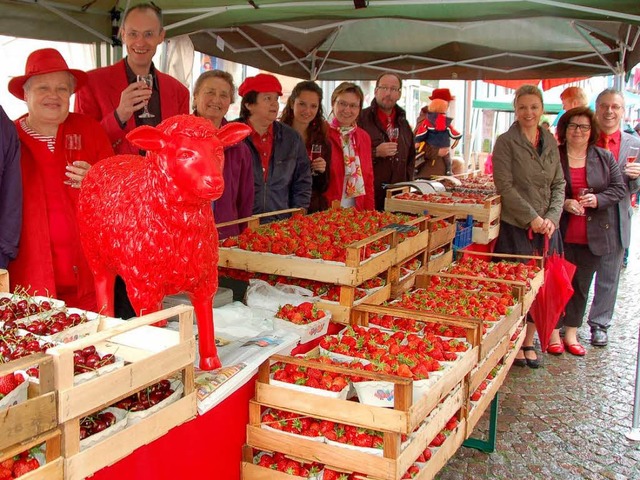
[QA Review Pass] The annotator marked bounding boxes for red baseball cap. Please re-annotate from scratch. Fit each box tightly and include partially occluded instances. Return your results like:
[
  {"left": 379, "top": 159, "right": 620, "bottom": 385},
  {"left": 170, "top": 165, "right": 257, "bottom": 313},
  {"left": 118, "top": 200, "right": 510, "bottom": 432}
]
[
  {"left": 9, "top": 48, "right": 87, "bottom": 100},
  {"left": 238, "top": 73, "right": 283, "bottom": 97}
]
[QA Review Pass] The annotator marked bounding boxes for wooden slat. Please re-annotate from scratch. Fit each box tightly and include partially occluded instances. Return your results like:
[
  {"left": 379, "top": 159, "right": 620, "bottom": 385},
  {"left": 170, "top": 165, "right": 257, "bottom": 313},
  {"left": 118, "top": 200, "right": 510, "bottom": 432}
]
[
  {"left": 0, "top": 269, "right": 8, "bottom": 292},
  {"left": 64, "top": 394, "right": 196, "bottom": 480}
]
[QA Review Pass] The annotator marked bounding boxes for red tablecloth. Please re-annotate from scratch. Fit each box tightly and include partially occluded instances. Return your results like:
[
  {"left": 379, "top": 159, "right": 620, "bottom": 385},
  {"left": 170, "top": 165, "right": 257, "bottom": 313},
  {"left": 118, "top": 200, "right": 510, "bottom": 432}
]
[
  {"left": 90, "top": 323, "right": 344, "bottom": 479},
  {"left": 91, "top": 374, "right": 257, "bottom": 480}
]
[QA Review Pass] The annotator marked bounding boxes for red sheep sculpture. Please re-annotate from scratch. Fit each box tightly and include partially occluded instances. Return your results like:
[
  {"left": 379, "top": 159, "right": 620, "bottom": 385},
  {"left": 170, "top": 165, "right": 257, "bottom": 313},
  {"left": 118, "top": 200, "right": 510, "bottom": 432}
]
[{"left": 77, "top": 115, "right": 251, "bottom": 370}]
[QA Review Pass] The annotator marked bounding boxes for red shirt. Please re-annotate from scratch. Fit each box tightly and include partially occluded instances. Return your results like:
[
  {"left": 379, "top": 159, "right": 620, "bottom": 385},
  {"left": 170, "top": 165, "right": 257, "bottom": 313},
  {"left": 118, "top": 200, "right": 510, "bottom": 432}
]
[
  {"left": 596, "top": 130, "right": 621, "bottom": 161},
  {"left": 249, "top": 123, "right": 274, "bottom": 180},
  {"left": 376, "top": 107, "right": 397, "bottom": 133},
  {"left": 565, "top": 166, "right": 588, "bottom": 245}
]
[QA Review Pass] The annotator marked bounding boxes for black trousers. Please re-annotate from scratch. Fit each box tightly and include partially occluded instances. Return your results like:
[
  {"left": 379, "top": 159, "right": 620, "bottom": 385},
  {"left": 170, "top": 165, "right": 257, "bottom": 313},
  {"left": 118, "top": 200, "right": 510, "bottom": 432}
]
[
  {"left": 556, "top": 243, "right": 601, "bottom": 329},
  {"left": 114, "top": 275, "right": 137, "bottom": 319}
]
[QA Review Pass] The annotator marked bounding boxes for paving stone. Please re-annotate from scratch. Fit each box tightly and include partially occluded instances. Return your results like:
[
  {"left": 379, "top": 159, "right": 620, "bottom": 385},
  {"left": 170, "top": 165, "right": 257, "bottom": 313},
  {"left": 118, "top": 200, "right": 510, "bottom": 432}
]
[{"left": 435, "top": 213, "right": 640, "bottom": 480}]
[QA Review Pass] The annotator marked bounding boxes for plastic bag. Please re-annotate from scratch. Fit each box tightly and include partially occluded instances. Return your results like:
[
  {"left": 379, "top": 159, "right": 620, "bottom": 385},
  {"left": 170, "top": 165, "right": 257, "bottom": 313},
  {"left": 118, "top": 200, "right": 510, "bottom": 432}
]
[{"left": 245, "top": 279, "right": 319, "bottom": 314}]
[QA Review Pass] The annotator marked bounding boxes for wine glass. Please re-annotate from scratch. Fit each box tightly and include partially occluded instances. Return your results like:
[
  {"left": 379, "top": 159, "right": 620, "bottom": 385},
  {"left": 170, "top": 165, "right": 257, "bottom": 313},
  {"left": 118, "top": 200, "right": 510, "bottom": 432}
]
[
  {"left": 576, "top": 187, "right": 592, "bottom": 215},
  {"left": 310, "top": 144, "right": 322, "bottom": 176},
  {"left": 64, "top": 134, "right": 82, "bottom": 186},
  {"left": 628, "top": 146, "right": 639, "bottom": 164},
  {"left": 387, "top": 127, "right": 399, "bottom": 143},
  {"left": 137, "top": 74, "right": 155, "bottom": 119}
]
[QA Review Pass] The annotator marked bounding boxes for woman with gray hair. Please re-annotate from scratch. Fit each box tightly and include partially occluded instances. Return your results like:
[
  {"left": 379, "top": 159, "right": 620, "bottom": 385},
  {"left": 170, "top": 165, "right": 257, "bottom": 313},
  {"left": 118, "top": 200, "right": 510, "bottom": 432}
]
[
  {"left": 7, "top": 48, "right": 113, "bottom": 310},
  {"left": 193, "top": 69, "right": 254, "bottom": 239},
  {"left": 492, "top": 84, "right": 566, "bottom": 368}
]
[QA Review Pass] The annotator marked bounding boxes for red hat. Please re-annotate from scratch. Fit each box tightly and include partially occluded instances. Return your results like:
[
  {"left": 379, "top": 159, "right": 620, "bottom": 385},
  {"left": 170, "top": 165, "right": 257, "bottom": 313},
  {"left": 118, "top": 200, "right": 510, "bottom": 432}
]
[
  {"left": 8, "top": 48, "right": 88, "bottom": 100},
  {"left": 238, "top": 73, "right": 283, "bottom": 97},
  {"left": 429, "top": 88, "right": 455, "bottom": 102}
]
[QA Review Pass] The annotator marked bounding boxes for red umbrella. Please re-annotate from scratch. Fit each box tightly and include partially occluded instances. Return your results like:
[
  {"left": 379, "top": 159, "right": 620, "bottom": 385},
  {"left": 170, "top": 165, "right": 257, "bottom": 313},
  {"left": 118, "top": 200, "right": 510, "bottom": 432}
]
[{"left": 528, "top": 236, "right": 577, "bottom": 352}]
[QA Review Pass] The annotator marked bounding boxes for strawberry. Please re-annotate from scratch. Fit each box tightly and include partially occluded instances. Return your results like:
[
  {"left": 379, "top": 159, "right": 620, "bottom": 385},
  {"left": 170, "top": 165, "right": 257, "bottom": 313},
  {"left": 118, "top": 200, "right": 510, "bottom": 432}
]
[{"left": 0, "top": 373, "right": 17, "bottom": 395}]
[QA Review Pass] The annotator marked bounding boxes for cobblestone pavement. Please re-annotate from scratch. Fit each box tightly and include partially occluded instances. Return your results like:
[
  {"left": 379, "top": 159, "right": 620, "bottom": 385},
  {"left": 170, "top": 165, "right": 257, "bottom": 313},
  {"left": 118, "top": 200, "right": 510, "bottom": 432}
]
[{"left": 437, "top": 213, "right": 640, "bottom": 480}]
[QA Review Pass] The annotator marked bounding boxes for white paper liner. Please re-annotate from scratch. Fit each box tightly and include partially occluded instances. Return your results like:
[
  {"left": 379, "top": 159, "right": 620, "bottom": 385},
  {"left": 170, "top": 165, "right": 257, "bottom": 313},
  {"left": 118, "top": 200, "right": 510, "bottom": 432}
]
[
  {"left": 272, "top": 310, "right": 331, "bottom": 344},
  {"left": 126, "top": 379, "right": 183, "bottom": 425},
  {"left": 73, "top": 354, "right": 125, "bottom": 385},
  {"left": 79, "top": 407, "right": 128, "bottom": 451},
  {"left": 270, "top": 378, "right": 350, "bottom": 400}
]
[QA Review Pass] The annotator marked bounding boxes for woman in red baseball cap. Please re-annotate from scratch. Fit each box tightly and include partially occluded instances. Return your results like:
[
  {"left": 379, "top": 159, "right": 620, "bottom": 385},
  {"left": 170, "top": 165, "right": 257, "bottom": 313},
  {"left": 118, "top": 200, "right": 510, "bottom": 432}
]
[{"left": 7, "top": 48, "right": 113, "bottom": 310}]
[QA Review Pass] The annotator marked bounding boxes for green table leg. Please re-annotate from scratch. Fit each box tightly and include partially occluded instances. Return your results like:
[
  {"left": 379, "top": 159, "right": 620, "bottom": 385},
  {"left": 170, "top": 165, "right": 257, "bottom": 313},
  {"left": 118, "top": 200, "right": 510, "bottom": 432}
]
[{"left": 463, "top": 393, "right": 498, "bottom": 453}]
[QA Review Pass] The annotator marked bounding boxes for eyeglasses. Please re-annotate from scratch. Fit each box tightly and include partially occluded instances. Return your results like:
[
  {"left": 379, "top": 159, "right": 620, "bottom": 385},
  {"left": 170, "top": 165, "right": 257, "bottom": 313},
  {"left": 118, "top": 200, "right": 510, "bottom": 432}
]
[
  {"left": 597, "top": 103, "right": 623, "bottom": 111},
  {"left": 567, "top": 123, "right": 591, "bottom": 132},
  {"left": 123, "top": 30, "right": 159, "bottom": 40},
  {"left": 376, "top": 86, "right": 400, "bottom": 93},
  {"left": 336, "top": 100, "right": 360, "bottom": 110}
]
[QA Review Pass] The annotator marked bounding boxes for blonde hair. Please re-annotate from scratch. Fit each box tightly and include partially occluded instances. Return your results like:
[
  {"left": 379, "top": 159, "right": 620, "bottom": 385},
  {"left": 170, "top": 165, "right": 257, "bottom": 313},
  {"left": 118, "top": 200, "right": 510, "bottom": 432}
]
[
  {"left": 331, "top": 82, "right": 364, "bottom": 110},
  {"left": 513, "top": 84, "right": 544, "bottom": 107}
]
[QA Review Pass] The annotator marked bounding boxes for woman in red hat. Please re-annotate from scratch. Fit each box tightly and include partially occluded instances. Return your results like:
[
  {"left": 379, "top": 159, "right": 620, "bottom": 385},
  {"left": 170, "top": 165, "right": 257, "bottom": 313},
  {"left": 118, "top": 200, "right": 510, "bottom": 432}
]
[
  {"left": 7, "top": 48, "right": 113, "bottom": 310},
  {"left": 235, "top": 73, "right": 312, "bottom": 218}
]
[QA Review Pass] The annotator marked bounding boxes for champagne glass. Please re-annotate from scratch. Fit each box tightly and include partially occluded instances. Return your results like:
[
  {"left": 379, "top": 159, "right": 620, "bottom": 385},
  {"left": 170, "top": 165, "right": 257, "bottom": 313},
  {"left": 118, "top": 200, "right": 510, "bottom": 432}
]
[
  {"left": 64, "top": 134, "right": 82, "bottom": 186},
  {"left": 137, "top": 74, "right": 155, "bottom": 119},
  {"left": 310, "top": 144, "right": 322, "bottom": 176},
  {"left": 387, "top": 127, "right": 399, "bottom": 159}
]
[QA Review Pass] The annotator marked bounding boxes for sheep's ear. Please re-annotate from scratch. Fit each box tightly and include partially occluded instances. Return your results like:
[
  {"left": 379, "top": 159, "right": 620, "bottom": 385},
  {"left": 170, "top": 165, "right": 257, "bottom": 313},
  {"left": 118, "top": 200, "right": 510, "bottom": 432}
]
[
  {"left": 217, "top": 123, "right": 252, "bottom": 148},
  {"left": 126, "top": 125, "right": 170, "bottom": 152}
]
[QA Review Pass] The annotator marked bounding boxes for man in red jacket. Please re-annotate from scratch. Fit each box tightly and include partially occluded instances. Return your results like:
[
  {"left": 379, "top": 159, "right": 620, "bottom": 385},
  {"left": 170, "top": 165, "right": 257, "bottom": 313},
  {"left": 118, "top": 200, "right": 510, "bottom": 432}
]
[
  {"left": 75, "top": 3, "right": 189, "bottom": 155},
  {"left": 75, "top": 3, "right": 189, "bottom": 318}
]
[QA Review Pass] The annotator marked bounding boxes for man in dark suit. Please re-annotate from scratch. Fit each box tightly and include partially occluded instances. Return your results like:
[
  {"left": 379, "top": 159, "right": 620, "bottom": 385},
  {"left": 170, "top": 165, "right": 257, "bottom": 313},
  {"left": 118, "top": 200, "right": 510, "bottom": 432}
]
[
  {"left": 75, "top": 3, "right": 189, "bottom": 155},
  {"left": 589, "top": 89, "right": 640, "bottom": 346},
  {"left": 75, "top": 3, "right": 189, "bottom": 318}
]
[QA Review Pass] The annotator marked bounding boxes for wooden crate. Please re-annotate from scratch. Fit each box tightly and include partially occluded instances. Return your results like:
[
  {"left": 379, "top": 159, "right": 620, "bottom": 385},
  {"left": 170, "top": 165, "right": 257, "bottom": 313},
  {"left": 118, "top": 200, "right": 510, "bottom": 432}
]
[
  {"left": 219, "top": 211, "right": 429, "bottom": 287},
  {"left": 412, "top": 419, "right": 467, "bottom": 480},
  {"left": 427, "top": 214, "right": 456, "bottom": 251},
  {"left": 384, "top": 187, "right": 501, "bottom": 224},
  {"left": 425, "top": 244, "right": 453, "bottom": 273},
  {"left": 471, "top": 218, "right": 500, "bottom": 245},
  {"left": 451, "top": 250, "right": 545, "bottom": 316},
  {"left": 466, "top": 323, "right": 526, "bottom": 437},
  {"left": 389, "top": 249, "right": 428, "bottom": 299},
  {"left": 249, "top": 357, "right": 468, "bottom": 480},
  {"left": 0, "top": 429, "right": 64, "bottom": 480},
  {"left": 0, "top": 268, "right": 8, "bottom": 292},
  {"left": 46, "top": 306, "right": 197, "bottom": 480},
  {"left": 0, "top": 353, "right": 58, "bottom": 451},
  {"left": 316, "top": 283, "right": 391, "bottom": 324}
]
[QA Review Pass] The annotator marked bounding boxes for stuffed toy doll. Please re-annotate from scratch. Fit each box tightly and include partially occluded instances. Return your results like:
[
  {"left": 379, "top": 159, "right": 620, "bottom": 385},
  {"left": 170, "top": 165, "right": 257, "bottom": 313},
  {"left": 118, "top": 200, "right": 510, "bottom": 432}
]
[{"left": 415, "top": 89, "right": 461, "bottom": 176}]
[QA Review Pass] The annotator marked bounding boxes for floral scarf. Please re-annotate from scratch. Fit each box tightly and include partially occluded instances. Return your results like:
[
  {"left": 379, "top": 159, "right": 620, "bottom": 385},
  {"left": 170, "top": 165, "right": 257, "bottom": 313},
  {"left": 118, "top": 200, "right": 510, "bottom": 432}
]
[{"left": 329, "top": 117, "right": 366, "bottom": 199}]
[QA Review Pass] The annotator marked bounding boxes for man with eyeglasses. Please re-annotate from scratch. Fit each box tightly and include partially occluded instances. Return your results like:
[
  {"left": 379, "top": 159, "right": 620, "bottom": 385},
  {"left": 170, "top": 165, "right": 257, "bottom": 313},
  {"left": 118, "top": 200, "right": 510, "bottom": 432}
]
[
  {"left": 587, "top": 89, "right": 640, "bottom": 346},
  {"left": 74, "top": 3, "right": 189, "bottom": 319},
  {"left": 358, "top": 72, "right": 416, "bottom": 211},
  {"left": 75, "top": 3, "right": 189, "bottom": 155}
]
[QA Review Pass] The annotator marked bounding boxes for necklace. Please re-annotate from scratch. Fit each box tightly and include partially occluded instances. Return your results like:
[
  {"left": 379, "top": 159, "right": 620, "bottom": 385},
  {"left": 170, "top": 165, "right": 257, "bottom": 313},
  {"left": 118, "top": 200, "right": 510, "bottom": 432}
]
[{"left": 568, "top": 153, "right": 587, "bottom": 160}]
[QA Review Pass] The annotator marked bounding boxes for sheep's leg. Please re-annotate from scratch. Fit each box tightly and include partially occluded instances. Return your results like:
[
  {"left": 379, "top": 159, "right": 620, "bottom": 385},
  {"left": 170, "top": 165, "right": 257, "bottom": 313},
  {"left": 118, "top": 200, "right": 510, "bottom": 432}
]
[
  {"left": 189, "top": 294, "right": 220, "bottom": 370},
  {"left": 127, "top": 285, "right": 165, "bottom": 325},
  {"left": 94, "top": 268, "right": 116, "bottom": 317}
]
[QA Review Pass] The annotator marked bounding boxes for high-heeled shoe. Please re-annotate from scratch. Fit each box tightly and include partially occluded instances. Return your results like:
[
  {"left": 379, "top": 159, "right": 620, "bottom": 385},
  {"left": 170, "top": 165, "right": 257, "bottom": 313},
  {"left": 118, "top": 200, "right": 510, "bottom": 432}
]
[{"left": 546, "top": 342, "right": 565, "bottom": 356}]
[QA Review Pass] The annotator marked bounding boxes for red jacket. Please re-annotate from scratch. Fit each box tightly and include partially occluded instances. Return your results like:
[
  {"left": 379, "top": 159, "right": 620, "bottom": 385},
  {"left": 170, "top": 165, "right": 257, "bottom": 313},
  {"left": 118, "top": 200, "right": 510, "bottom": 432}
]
[
  {"left": 10, "top": 113, "right": 113, "bottom": 308},
  {"left": 325, "top": 125, "right": 375, "bottom": 211},
  {"left": 74, "top": 59, "right": 189, "bottom": 155}
]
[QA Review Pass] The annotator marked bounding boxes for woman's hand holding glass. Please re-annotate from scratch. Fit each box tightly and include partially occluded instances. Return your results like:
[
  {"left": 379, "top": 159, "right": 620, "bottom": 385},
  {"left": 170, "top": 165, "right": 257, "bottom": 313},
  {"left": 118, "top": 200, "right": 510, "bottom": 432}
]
[
  {"left": 577, "top": 188, "right": 596, "bottom": 211},
  {"left": 564, "top": 198, "right": 585, "bottom": 216},
  {"left": 64, "top": 134, "right": 90, "bottom": 188}
]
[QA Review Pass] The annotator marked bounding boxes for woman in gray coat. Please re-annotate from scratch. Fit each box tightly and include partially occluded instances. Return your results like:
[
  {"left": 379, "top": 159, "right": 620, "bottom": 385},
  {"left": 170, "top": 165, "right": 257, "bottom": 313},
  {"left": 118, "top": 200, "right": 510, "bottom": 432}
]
[
  {"left": 546, "top": 107, "right": 625, "bottom": 356},
  {"left": 492, "top": 85, "right": 566, "bottom": 368}
]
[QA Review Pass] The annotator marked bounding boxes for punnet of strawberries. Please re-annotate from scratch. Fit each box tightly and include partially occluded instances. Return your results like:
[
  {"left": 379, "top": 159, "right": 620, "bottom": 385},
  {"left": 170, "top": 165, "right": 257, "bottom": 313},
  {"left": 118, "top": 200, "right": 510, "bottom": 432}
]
[
  {"left": 254, "top": 450, "right": 322, "bottom": 477},
  {"left": 275, "top": 303, "right": 326, "bottom": 325},
  {"left": 444, "top": 257, "right": 541, "bottom": 287},
  {"left": 0, "top": 447, "right": 41, "bottom": 479},
  {"left": 0, "top": 372, "right": 26, "bottom": 400},
  {"left": 220, "top": 208, "right": 419, "bottom": 262},
  {"left": 270, "top": 357, "right": 350, "bottom": 392}
]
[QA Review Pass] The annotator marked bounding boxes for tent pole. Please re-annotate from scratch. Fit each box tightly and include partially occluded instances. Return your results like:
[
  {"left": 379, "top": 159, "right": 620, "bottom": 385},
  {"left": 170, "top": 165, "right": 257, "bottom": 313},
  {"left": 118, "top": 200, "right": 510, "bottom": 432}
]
[
  {"left": 463, "top": 80, "right": 473, "bottom": 171},
  {"left": 625, "top": 320, "right": 640, "bottom": 441}
]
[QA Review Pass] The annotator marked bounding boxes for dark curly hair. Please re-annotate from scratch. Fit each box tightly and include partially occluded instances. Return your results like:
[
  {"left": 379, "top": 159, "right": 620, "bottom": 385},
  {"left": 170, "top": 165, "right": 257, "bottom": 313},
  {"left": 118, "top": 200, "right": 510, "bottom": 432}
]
[
  {"left": 280, "top": 80, "right": 327, "bottom": 148},
  {"left": 556, "top": 106, "right": 599, "bottom": 146}
]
